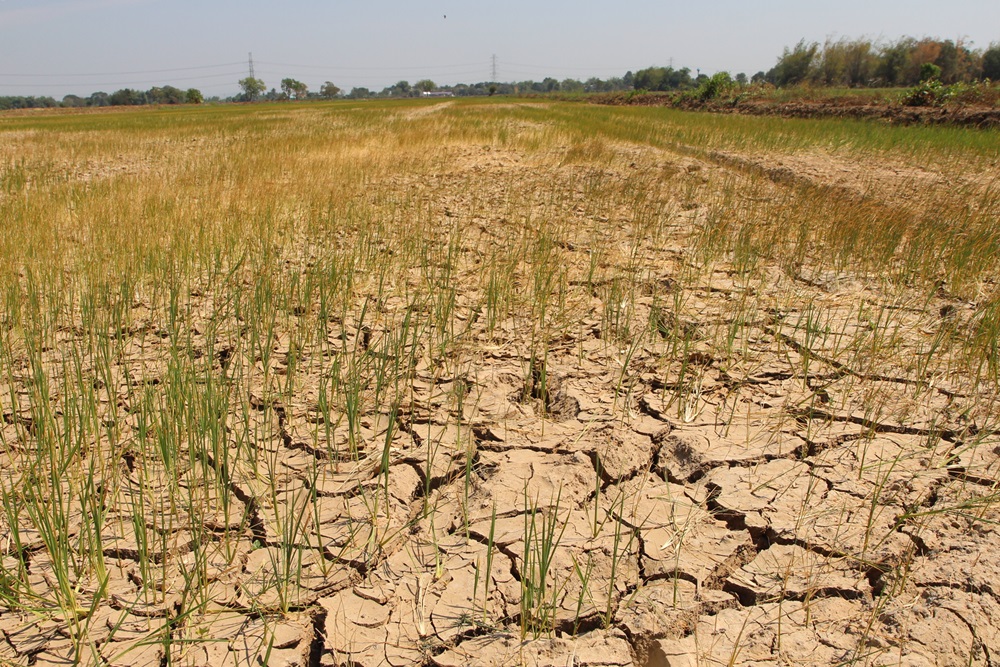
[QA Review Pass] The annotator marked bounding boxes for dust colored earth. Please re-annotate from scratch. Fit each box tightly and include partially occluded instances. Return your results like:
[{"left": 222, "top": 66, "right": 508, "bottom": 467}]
[{"left": 0, "top": 99, "right": 998, "bottom": 666}]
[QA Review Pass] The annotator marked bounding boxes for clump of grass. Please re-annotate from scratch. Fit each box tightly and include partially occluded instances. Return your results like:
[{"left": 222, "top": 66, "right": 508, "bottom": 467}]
[{"left": 520, "top": 485, "right": 568, "bottom": 639}]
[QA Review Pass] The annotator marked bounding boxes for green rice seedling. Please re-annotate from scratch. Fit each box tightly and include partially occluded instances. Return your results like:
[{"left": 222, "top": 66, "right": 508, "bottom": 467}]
[
  {"left": 569, "top": 553, "right": 594, "bottom": 635},
  {"left": 381, "top": 402, "right": 399, "bottom": 513},
  {"left": 520, "top": 484, "right": 568, "bottom": 640},
  {"left": 341, "top": 359, "right": 366, "bottom": 459},
  {"left": 601, "top": 494, "right": 635, "bottom": 629},
  {"left": 264, "top": 485, "right": 315, "bottom": 614},
  {"left": 459, "top": 393, "right": 480, "bottom": 537},
  {"left": 602, "top": 277, "right": 630, "bottom": 344},
  {"left": 481, "top": 502, "right": 497, "bottom": 623},
  {"left": 591, "top": 456, "right": 604, "bottom": 540},
  {"left": 613, "top": 327, "right": 645, "bottom": 414}
]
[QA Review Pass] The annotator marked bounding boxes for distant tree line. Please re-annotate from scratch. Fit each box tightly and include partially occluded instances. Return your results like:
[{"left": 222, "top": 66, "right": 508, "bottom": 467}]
[
  {"left": 336, "top": 75, "right": 636, "bottom": 100},
  {"left": 757, "top": 37, "right": 1000, "bottom": 87},
  {"left": 0, "top": 84, "right": 204, "bottom": 111},
  {"left": 627, "top": 39, "right": 1000, "bottom": 94},
  {"left": 231, "top": 73, "right": 636, "bottom": 101},
  {"left": 233, "top": 77, "right": 342, "bottom": 102},
  {"left": 3, "top": 36, "right": 999, "bottom": 112}
]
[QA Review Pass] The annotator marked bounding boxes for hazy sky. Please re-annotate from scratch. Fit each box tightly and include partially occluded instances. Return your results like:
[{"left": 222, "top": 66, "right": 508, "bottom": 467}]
[{"left": 1, "top": 0, "right": 997, "bottom": 98}]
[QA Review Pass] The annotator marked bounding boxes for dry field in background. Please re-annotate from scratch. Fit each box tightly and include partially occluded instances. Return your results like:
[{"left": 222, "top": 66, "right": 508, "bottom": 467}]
[{"left": 0, "top": 98, "right": 999, "bottom": 666}]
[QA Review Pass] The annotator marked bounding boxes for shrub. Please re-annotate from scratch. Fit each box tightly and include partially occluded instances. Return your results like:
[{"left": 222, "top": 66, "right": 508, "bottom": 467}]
[
  {"left": 697, "top": 72, "right": 734, "bottom": 101},
  {"left": 920, "top": 62, "right": 942, "bottom": 82},
  {"left": 902, "top": 78, "right": 946, "bottom": 106}
]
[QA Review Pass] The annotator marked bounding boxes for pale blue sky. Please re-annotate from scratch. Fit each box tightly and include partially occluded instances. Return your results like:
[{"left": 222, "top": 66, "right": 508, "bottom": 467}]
[{"left": 0, "top": 0, "right": 996, "bottom": 97}]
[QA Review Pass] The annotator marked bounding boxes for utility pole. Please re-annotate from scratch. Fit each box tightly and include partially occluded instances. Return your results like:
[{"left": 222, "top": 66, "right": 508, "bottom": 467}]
[
  {"left": 491, "top": 54, "right": 497, "bottom": 83},
  {"left": 245, "top": 52, "right": 261, "bottom": 101}
]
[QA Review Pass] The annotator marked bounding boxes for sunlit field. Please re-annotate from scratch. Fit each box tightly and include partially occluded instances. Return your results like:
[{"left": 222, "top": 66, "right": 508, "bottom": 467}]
[{"left": 1, "top": 98, "right": 998, "bottom": 666}]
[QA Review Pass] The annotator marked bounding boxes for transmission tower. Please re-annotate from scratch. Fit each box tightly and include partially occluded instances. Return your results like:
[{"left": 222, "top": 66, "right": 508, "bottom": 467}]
[
  {"left": 491, "top": 54, "right": 497, "bottom": 83},
  {"left": 248, "top": 52, "right": 256, "bottom": 80}
]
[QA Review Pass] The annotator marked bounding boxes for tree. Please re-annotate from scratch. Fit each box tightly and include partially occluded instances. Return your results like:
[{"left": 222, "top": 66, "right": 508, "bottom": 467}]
[
  {"left": 186, "top": 89, "right": 204, "bottom": 104},
  {"left": 632, "top": 68, "right": 659, "bottom": 90},
  {"left": 983, "top": 46, "right": 1000, "bottom": 80},
  {"left": 61, "top": 94, "right": 85, "bottom": 108},
  {"left": 415, "top": 79, "right": 436, "bottom": 93},
  {"left": 697, "top": 72, "right": 733, "bottom": 100},
  {"left": 238, "top": 77, "right": 266, "bottom": 102},
  {"left": 320, "top": 81, "right": 341, "bottom": 99},
  {"left": 109, "top": 88, "right": 144, "bottom": 106},
  {"left": 347, "top": 87, "right": 371, "bottom": 99},
  {"left": 843, "top": 40, "right": 876, "bottom": 86},
  {"left": 934, "top": 40, "right": 961, "bottom": 83},
  {"left": 560, "top": 78, "right": 584, "bottom": 93},
  {"left": 920, "top": 62, "right": 942, "bottom": 82},
  {"left": 87, "top": 91, "right": 110, "bottom": 107},
  {"left": 148, "top": 85, "right": 185, "bottom": 104},
  {"left": 816, "top": 38, "right": 849, "bottom": 85},
  {"left": 874, "top": 38, "right": 913, "bottom": 86},
  {"left": 767, "top": 40, "right": 818, "bottom": 86},
  {"left": 632, "top": 66, "right": 693, "bottom": 91},
  {"left": 280, "top": 78, "right": 308, "bottom": 100}
]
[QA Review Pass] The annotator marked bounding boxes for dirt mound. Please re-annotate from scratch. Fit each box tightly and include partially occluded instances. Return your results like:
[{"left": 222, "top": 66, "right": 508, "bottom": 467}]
[{"left": 594, "top": 91, "right": 1000, "bottom": 129}]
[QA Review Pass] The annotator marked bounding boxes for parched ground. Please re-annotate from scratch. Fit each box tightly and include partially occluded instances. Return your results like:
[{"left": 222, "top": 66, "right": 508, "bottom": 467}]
[{"left": 0, "top": 101, "right": 998, "bottom": 666}]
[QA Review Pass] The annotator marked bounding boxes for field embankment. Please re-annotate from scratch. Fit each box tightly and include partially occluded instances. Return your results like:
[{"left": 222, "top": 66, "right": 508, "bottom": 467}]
[{"left": 593, "top": 89, "right": 1000, "bottom": 129}]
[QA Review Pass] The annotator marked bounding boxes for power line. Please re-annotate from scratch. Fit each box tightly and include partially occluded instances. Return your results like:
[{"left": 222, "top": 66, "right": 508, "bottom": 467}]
[
  {"left": 0, "top": 71, "right": 247, "bottom": 89},
  {"left": 0, "top": 62, "right": 245, "bottom": 78},
  {"left": 0, "top": 55, "right": 637, "bottom": 85},
  {"left": 502, "top": 61, "right": 637, "bottom": 72},
  {"left": 253, "top": 66, "right": 487, "bottom": 78},
  {"left": 254, "top": 59, "right": 484, "bottom": 72}
]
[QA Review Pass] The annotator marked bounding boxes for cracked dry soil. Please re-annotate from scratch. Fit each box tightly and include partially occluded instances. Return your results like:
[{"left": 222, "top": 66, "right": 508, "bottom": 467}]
[{"left": 1, "top": 101, "right": 998, "bottom": 667}]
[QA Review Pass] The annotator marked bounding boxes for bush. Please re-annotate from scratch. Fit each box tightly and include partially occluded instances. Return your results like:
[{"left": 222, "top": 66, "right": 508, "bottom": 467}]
[
  {"left": 902, "top": 78, "right": 946, "bottom": 106},
  {"left": 920, "top": 62, "right": 942, "bottom": 82},
  {"left": 696, "top": 72, "right": 734, "bottom": 101},
  {"left": 901, "top": 78, "right": 1000, "bottom": 107}
]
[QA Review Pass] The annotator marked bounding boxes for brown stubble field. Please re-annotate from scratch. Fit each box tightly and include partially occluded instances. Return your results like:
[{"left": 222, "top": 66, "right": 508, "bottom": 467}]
[{"left": 0, "top": 98, "right": 998, "bottom": 666}]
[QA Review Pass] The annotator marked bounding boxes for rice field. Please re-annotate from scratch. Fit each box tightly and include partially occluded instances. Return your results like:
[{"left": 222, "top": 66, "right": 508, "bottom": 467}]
[{"left": 0, "top": 98, "right": 998, "bottom": 666}]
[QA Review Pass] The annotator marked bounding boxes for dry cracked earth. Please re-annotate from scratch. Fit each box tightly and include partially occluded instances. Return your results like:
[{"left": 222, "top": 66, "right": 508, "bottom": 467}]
[{"left": 1, "top": 109, "right": 998, "bottom": 667}]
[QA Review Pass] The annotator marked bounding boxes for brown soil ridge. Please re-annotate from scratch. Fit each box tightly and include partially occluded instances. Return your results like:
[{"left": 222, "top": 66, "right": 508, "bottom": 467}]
[{"left": 592, "top": 92, "right": 1000, "bottom": 129}]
